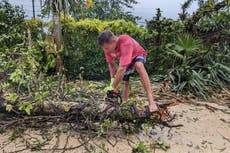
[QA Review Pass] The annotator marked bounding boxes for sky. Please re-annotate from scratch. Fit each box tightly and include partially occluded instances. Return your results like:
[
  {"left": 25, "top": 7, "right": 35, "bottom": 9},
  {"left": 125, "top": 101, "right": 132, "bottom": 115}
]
[
  {"left": 7, "top": 0, "right": 199, "bottom": 24},
  {"left": 131, "top": 0, "right": 198, "bottom": 24}
]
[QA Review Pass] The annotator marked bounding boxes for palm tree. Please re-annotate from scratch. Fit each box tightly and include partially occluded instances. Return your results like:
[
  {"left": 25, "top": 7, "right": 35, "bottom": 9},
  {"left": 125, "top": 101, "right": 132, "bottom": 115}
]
[
  {"left": 40, "top": 0, "right": 89, "bottom": 73},
  {"left": 51, "top": 0, "right": 63, "bottom": 74},
  {"left": 165, "top": 34, "right": 209, "bottom": 97}
]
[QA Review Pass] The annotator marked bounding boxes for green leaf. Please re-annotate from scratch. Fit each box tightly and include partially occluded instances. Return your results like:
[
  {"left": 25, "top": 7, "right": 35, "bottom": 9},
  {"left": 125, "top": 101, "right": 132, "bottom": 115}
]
[
  {"left": 64, "top": 105, "right": 71, "bottom": 112},
  {"left": 25, "top": 105, "right": 33, "bottom": 115},
  {"left": 6, "top": 104, "right": 13, "bottom": 112},
  {"left": 5, "top": 93, "right": 19, "bottom": 102},
  {"left": 18, "top": 102, "right": 33, "bottom": 115}
]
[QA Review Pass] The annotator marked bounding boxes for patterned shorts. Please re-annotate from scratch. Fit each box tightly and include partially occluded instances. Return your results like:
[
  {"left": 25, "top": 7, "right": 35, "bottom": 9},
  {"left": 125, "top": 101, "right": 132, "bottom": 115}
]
[{"left": 123, "top": 55, "right": 146, "bottom": 81}]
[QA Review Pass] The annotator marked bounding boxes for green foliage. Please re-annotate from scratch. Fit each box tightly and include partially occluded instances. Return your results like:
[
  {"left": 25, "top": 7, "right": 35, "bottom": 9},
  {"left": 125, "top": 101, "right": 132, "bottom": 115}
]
[
  {"left": 184, "top": 0, "right": 229, "bottom": 32},
  {"left": 0, "top": 0, "right": 229, "bottom": 100},
  {"left": 18, "top": 101, "right": 33, "bottom": 115},
  {"left": 97, "top": 119, "right": 117, "bottom": 136},
  {"left": 25, "top": 18, "right": 47, "bottom": 40},
  {"left": 197, "top": 10, "right": 230, "bottom": 33},
  {"left": 79, "top": 0, "right": 140, "bottom": 23},
  {"left": 41, "top": 0, "right": 140, "bottom": 23},
  {"left": 179, "top": 0, "right": 194, "bottom": 21},
  {"left": 5, "top": 93, "right": 19, "bottom": 101},
  {"left": 154, "top": 139, "right": 170, "bottom": 151},
  {"left": 31, "top": 139, "right": 47, "bottom": 151},
  {"left": 0, "top": 1, "right": 56, "bottom": 96},
  {"left": 0, "top": 42, "right": 56, "bottom": 94},
  {"left": 132, "top": 139, "right": 170, "bottom": 152},
  {"left": 165, "top": 34, "right": 229, "bottom": 97},
  {"left": 145, "top": 4, "right": 229, "bottom": 97},
  {"left": 6, "top": 104, "right": 13, "bottom": 112},
  {"left": 0, "top": 0, "right": 25, "bottom": 47},
  {"left": 61, "top": 17, "right": 148, "bottom": 80},
  {"left": 8, "top": 128, "right": 24, "bottom": 141},
  {"left": 35, "top": 91, "right": 49, "bottom": 102},
  {"left": 145, "top": 9, "right": 184, "bottom": 74},
  {"left": 132, "top": 141, "right": 152, "bottom": 153},
  {"left": 165, "top": 35, "right": 209, "bottom": 97},
  {"left": 146, "top": 8, "right": 184, "bottom": 46},
  {"left": 89, "top": 143, "right": 107, "bottom": 153}
]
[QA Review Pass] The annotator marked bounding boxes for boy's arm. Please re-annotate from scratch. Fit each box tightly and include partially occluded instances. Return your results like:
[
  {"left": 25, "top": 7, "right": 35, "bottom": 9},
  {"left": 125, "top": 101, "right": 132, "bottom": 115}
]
[
  {"left": 112, "top": 65, "right": 127, "bottom": 91},
  {"left": 108, "top": 61, "right": 116, "bottom": 78},
  {"left": 107, "top": 62, "right": 127, "bottom": 91}
]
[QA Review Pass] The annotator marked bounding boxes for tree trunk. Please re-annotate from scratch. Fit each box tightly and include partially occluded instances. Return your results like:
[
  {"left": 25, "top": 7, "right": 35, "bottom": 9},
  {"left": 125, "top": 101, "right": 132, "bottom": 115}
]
[
  {"left": 28, "top": 28, "right": 32, "bottom": 50},
  {"left": 0, "top": 97, "right": 178, "bottom": 123},
  {"left": 52, "top": 0, "right": 64, "bottom": 74},
  {"left": 32, "top": 0, "right": 35, "bottom": 18}
]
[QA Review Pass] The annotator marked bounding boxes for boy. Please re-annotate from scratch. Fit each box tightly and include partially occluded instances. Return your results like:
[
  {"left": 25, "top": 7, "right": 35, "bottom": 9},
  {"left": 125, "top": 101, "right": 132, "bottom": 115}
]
[{"left": 98, "top": 30, "right": 158, "bottom": 112}]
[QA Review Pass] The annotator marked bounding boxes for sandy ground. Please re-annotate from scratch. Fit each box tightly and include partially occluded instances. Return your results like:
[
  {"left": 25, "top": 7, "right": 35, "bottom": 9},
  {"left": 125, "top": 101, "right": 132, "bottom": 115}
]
[
  {"left": 1, "top": 82, "right": 230, "bottom": 153},
  {"left": 0, "top": 100, "right": 229, "bottom": 153},
  {"left": 145, "top": 103, "right": 230, "bottom": 153}
]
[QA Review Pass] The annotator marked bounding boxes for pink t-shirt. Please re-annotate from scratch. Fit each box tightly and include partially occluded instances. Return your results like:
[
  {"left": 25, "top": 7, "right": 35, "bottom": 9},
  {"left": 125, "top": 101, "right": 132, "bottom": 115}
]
[{"left": 103, "top": 35, "right": 147, "bottom": 66}]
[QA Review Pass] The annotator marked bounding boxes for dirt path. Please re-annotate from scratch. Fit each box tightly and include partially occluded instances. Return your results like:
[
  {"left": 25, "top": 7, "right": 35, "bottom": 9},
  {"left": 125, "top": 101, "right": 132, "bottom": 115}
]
[{"left": 1, "top": 101, "right": 229, "bottom": 153}]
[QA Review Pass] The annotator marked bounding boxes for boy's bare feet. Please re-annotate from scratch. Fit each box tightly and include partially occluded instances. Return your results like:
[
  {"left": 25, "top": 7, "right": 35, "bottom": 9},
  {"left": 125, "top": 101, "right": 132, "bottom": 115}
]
[{"left": 149, "top": 103, "right": 159, "bottom": 112}]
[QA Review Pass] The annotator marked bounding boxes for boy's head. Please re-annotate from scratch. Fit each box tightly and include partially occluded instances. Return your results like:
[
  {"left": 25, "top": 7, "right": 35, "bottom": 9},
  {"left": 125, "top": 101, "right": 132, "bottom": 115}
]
[{"left": 98, "top": 30, "right": 117, "bottom": 52}]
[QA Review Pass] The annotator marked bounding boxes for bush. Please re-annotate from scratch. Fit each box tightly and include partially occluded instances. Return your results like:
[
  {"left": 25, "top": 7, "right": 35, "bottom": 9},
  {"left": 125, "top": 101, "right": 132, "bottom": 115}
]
[
  {"left": 165, "top": 34, "right": 230, "bottom": 97},
  {"left": 0, "top": 1, "right": 55, "bottom": 94},
  {"left": 0, "top": 0, "right": 25, "bottom": 48},
  {"left": 25, "top": 18, "right": 47, "bottom": 41},
  {"left": 145, "top": 9, "right": 184, "bottom": 75}
]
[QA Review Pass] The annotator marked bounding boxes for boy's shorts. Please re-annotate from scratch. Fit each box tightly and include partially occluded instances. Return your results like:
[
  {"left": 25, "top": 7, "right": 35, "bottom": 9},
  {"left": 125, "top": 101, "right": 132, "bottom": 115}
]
[{"left": 123, "top": 55, "right": 146, "bottom": 81}]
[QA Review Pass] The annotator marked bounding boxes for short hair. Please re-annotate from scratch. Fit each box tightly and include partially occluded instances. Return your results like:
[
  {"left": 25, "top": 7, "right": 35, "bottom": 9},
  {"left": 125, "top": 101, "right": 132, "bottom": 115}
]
[{"left": 97, "top": 30, "right": 115, "bottom": 46}]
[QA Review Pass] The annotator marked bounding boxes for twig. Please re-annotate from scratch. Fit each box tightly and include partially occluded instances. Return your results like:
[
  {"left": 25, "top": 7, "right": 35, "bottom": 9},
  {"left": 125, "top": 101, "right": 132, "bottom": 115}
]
[
  {"left": 217, "top": 130, "right": 230, "bottom": 143},
  {"left": 51, "top": 131, "right": 60, "bottom": 153},
  {"left": 93, "top": 140, "right": 109, "bottom": 153},
  {"left": 61, "top": 132, "right": 71, "bottom": 153}
]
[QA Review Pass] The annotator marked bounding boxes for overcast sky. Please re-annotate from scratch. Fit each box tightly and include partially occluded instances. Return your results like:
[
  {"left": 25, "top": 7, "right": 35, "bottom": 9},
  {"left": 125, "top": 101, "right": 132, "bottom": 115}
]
[
  {"left": 7, "top": 0, "right": 199, "bottom": 24},
  {"left": 132, "top": 0, "right": 198, "bottom": 24}
]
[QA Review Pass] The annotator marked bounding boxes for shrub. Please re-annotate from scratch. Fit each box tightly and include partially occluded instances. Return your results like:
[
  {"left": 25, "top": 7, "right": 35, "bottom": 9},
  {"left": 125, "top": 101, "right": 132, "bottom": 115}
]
[
  {"left": 145, "top": 9, "right": 184, "bottom": 75},
  {"left": 0, "top": 0, "right": 25, "bottom": 47},
  {"left": 165, "top": 34, "right": 230, "bottom": 97}
]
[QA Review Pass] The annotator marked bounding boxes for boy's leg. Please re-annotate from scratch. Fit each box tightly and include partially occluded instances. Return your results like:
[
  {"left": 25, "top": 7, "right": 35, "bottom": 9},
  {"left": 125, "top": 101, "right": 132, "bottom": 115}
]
[
  {"left": 122, "top": 63, "right": 134, "bottom": 101},
  {"left": 122, "top": 81, "right": 130, "bottom": 101},
  {"left": 134, "top": 61, "right": 158, "bottom": 112}
]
